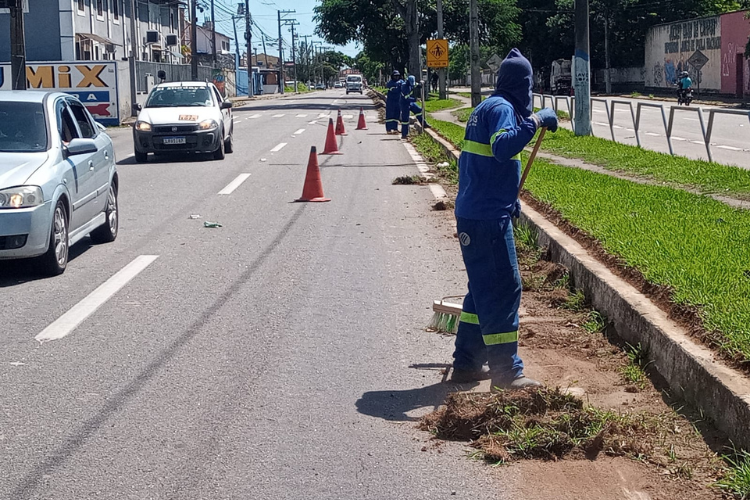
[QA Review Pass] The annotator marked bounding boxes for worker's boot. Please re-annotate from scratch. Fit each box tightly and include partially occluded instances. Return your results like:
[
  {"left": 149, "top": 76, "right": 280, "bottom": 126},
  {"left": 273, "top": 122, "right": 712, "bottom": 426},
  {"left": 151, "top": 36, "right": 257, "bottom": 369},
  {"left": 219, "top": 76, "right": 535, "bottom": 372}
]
[
  {"left": 449, "top": 365, "right": 491, "bottom": 383},
  {"left": 490, "top": 373, "right": 543, "bottom": 391}
]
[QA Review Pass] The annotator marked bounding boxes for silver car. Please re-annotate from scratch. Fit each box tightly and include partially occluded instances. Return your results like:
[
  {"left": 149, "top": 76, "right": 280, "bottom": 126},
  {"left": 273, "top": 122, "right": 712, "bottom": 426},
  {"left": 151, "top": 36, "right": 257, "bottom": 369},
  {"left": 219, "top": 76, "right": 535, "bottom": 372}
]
[{"left": 0, "top": 91, "right": 119, "bottom": 276}]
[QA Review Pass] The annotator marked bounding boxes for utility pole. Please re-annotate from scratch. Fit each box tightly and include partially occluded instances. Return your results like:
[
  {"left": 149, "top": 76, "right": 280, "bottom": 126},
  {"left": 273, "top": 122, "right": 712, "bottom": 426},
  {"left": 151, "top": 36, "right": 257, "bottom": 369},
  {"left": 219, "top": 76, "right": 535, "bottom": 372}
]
[
  {"left": 129, "top": 0, "right": 138, "bottom": 114},
  {"left": 261, "top": 35, "right": 269, "bottom": 68},
  {"left": 436, "top": 0, "right": 446, "bottom": 99},
  {"left": 245, "top": 0, "right": 252, "bottom": 96},
  {"left": 301, "top": 35, "right": 312, "bottom": 84},
  {"left": 469, "top": 0, "right": 481, "bottom": 106},
  {"left": 289, "top": 22, "right": 299, "bottom": 93},
  {"left": 210, "top": 0, "right": 216, "bottom": 66},
  {"left": 277, "top": 10, "right": 295, "bottom": 94},
  {"left": 191, "top": 0, "right": 198, "bottom": 80},
  {"left": 9, "top": 0, "right": 27, "bottom": 90},
  {"left": 604, "top": 14, "right": 611, "bottom": 94},
  {"left": 232, "top": 4, "right": 242, "bottom": 73},
  {"left": 574, "top": 0, "right": 591, "bottom": 135}
]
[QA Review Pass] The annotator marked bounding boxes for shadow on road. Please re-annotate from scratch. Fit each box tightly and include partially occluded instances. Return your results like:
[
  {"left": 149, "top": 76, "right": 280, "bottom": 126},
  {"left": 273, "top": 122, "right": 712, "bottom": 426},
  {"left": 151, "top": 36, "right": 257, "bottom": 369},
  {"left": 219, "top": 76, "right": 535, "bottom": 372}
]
[
  {"left": 356, "top": 364, "right": 476, "bottom": 422},
  {"left": 0, "top": 239, "right": 93, "bottom": 287}
]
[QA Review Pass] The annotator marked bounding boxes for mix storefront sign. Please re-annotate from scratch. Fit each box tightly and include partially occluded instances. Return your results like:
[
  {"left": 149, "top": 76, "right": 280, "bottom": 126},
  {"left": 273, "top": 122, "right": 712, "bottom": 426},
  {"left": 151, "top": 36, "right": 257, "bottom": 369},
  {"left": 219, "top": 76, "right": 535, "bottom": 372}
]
[{"left": 0, "top": 61, "right": 120, "bottom": 125}]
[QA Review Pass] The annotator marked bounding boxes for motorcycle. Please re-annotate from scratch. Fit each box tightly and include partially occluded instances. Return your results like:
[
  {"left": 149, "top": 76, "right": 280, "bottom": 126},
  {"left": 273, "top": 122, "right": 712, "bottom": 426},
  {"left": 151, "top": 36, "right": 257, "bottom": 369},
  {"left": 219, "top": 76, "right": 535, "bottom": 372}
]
[{"left": 677, "top": 87, "right": 693, "bottom": 106}]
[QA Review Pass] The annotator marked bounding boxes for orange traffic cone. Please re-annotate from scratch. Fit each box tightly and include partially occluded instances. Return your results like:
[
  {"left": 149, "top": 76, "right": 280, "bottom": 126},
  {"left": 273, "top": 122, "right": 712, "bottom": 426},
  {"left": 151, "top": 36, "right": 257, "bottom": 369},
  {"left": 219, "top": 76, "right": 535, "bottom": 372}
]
[
  {"left": 296, "top": 146, "right": 331, "bottom": 203},
  {"left": 356, "top": 107, "right": 368, "bottom": 130},
  {"left": 321, "top": 118, "right": 342, "bottom": 155},
  {"left": 335, "top": 109, "right": 347, "bottom": 135}
]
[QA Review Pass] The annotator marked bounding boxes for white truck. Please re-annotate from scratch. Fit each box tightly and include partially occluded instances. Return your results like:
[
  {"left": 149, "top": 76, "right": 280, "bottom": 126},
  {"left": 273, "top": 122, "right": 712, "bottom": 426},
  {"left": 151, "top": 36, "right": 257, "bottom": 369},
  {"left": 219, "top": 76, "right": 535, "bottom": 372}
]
[{"left": 550, "top": 59, "right": 572, "bottom": 95}]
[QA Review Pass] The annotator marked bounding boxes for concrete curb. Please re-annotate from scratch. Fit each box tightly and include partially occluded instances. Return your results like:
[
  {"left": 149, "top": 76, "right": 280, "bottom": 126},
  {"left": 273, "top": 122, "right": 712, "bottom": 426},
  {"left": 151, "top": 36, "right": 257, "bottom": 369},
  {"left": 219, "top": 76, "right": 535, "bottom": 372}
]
[{"left": 418, "top": 123, "right": 750, "bottom": 450}]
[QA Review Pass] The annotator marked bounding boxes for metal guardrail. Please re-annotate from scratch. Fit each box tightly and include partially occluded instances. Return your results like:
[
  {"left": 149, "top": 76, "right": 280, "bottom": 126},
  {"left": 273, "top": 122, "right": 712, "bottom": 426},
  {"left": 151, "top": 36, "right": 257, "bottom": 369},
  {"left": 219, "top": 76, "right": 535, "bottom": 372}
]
[
  {"left": 667, "top": 107, "right": 711, "bottom": 161},
  {"left": 535, "top": 92, "right": 750, "bottom": 162},
  {"left": 635, "top": 103, "right": 672, "bottom": 154}
]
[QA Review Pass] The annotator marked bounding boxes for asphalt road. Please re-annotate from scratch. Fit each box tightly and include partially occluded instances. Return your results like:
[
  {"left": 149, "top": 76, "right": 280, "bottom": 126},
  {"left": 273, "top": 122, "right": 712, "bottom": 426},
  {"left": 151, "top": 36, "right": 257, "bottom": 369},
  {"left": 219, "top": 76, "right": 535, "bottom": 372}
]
[{"left": 0, "top": 90, "right": 517, "bottom": 499}]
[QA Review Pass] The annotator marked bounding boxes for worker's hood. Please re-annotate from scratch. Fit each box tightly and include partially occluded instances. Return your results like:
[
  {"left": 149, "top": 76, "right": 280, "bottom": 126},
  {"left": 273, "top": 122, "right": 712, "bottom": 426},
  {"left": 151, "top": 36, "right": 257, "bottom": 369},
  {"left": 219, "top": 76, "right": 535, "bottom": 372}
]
[
  {"left": 407, "top": 75, "right": 416, "bottom": 86},
  {"left": 493, "top": 48, "right": 534, "bottom": 118}
]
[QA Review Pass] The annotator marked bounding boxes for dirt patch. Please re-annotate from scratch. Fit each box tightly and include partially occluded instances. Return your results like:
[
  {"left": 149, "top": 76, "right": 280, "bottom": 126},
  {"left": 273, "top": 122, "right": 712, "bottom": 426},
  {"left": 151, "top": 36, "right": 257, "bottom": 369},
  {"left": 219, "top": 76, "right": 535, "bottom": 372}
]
[{"left": 420, "top": 235, "right": 729, "bottom": 499}]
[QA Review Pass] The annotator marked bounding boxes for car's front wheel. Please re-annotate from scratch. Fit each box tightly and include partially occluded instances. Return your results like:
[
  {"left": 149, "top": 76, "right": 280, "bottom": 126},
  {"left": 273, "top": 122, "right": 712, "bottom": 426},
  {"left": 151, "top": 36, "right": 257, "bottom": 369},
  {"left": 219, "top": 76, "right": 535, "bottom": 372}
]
[
  {"left": 38, "top": 200, "right": 69, "bottom": 276},
  {"left": 224, "top": 125, "right": 234, "bottom": 154},
  {"left": 214, "top": 130, "right": 226, "bottom": 160},
  {"left": 134, "top": 150, "right": 148, "bottom": 163},
  {"left": 90, "top": 183, "right": 118, "bottom": 244}
]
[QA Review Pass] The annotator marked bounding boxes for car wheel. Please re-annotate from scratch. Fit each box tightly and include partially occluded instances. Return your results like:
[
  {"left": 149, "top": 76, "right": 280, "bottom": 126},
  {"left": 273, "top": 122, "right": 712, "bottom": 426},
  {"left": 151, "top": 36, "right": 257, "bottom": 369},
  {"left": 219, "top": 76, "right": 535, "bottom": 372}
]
[
  {"left": 135, "top": 150, "right": 148, "bottom": 163},
  {"left": 38, "top": 200, "right": 69, "bottom": 276},
  {"left": 90, "top": 183, "right": 119, "bottom": 244},
  {"left": 213, "top": 131, "right": 226, "bottom": 160},
  {"left": 224, "top": 125, "right": 234, "bottom": 154}
]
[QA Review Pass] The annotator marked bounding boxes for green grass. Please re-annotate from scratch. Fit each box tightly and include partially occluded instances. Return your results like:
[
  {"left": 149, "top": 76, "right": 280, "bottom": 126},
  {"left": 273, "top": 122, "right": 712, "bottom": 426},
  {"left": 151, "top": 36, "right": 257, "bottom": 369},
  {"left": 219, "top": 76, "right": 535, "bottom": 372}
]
[
  {"left": 428, "top": 118, "right": 466, "bottom": 150},
  {"left": 561, "top": 289, "right": 587, "bottom": 312},
  {"left": 532, "top": 128, "right": 750, "bottom": 199},
  {"left": 524, "top": 158, "right": 750, "bottom": 362},
  {"left": 411, "top": 133, "right": 458, "bottom": 184},
  {"left": 621, "top": 343, "right": 650, "bottom": 389},
  {"left": 423, "top": 97, "right": 463, "bottom": 113},
  {"left": 453, "top": 107, "right": 474, "bottom": 123},
  {"left": 717, "top": 450, "right": 750, "bottom": 498},
  {"left": 582, "top": 311, "right": 607, "bottom": 334}
]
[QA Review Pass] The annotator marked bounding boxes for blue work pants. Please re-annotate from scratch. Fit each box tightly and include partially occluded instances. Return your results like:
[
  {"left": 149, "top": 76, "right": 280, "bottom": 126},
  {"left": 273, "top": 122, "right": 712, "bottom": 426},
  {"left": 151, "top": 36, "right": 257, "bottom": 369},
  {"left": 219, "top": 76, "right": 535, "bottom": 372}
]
[{"left": 453, "top": 216, "right": 524, "bottom": 379}]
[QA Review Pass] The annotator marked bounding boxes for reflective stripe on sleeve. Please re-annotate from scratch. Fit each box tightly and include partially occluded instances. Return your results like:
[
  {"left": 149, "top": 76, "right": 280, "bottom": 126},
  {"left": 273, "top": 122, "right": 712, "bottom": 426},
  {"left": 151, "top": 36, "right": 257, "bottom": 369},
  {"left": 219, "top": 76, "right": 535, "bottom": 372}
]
[
  {"left": 490, "top": 129, "right": 507, "bottom": 146},
  {"left": 459, "top": 311, "right": 479, "bottom": 324},
  {"left": 462, "top": 140, "right": 494, "bottom": 157},
  {"left": 482, "top": 331, "right": 519, "bottom": 345}
]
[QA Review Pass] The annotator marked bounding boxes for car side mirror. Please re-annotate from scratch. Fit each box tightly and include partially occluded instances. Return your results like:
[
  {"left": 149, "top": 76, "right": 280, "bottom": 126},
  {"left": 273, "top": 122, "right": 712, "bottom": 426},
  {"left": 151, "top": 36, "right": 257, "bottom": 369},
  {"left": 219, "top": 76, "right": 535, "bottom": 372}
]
[
  {"left": 220, "top": 101, "right": 233, "bottom": 109},
  {"left": 96, "top": 122, "right": 106, "bottom": 132},
  {"left": 134, "top": 103, "right": 142, "bottom": 112},
  {"left": 65, "top": 138, "right": 98, "bottom": 157}
]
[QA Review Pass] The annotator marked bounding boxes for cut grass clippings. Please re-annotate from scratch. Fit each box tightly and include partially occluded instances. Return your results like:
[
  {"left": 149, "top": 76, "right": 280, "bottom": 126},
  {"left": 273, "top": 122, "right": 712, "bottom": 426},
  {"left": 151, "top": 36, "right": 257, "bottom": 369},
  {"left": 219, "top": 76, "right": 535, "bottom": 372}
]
[
  {"left": 531, "top": 128, "right": 750, "bottom": 200},
  {"left": 422, "top": 388, "right": 670, "bottom": 464},
  {"left": 411, "top": 133, "right": 458, "bottom": 184},
  {"left": 524, "top": 158, "right": 750, "bottom": 364}
]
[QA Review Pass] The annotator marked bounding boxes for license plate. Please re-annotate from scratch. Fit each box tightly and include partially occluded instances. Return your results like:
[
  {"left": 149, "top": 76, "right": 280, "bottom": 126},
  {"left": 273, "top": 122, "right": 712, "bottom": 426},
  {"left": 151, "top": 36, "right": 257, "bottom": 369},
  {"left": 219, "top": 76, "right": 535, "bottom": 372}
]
[{"left": 163, "top": 137, "right": 186, "bottom": 145}]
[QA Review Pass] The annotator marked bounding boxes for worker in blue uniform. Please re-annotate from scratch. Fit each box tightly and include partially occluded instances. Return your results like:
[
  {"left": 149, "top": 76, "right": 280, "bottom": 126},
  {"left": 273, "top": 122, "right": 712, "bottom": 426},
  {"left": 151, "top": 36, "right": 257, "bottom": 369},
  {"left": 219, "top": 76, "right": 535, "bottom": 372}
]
[
  {"left": 385, "top": 70, "right": 403, "bottom": 134},
  {"left": 399, "top": 75, "right": 429, "bottom": 139},
  {"left": 451, "top": 48, "right": 558, "bottom": 389}
]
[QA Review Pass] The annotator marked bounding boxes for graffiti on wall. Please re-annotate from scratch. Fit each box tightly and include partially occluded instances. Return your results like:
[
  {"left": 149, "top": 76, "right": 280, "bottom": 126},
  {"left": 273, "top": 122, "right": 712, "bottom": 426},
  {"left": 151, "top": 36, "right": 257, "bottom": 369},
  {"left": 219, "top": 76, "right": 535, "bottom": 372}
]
[
  {"left": 664, "top": 18, "right": 721, "bottom": 55},
  {"left": 722, "top": 42, "right": 736, "bottom": 77}
]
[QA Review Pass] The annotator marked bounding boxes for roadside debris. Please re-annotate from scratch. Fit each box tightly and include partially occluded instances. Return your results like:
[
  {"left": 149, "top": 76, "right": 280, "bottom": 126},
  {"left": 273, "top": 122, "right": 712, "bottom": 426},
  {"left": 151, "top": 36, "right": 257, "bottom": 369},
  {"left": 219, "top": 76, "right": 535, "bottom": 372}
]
[
  {"left": 393, "top": 175, "right": 427, "bottom": 185},
  {"left": 188, "top": 214, "right": 201, "bottom": 219},
  {"left": 203, "top": 221, "right": 222, "bottom": 228}
]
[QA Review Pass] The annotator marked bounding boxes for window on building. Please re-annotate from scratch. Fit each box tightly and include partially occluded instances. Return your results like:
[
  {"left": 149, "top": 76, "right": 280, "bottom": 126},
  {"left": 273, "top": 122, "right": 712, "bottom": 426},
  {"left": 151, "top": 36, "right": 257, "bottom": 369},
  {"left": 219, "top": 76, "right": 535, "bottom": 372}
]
[
  {"left": 77, "top": 0, "right": 85, "bottom": 13},
  {"left": 96, "top": 0, "right": 103, "bottom": 17},
  {"left": 113, "top": 0, "right": 119, "bottom": 21}
]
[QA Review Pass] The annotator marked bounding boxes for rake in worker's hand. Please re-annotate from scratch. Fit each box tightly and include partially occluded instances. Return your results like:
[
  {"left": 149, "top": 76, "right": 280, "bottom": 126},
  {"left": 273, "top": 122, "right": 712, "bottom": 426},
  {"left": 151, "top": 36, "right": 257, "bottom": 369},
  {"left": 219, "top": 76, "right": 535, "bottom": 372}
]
[{"left": 427, "top": 128, "right": 547, "bottom": 334}]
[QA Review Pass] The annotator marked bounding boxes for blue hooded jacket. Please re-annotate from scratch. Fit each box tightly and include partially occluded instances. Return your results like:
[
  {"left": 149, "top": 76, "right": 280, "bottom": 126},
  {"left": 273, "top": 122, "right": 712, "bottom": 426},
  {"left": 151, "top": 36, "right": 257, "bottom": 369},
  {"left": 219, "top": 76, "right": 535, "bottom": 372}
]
[{"left": 454, "top": 48, "right": 538, "bottom": 220}]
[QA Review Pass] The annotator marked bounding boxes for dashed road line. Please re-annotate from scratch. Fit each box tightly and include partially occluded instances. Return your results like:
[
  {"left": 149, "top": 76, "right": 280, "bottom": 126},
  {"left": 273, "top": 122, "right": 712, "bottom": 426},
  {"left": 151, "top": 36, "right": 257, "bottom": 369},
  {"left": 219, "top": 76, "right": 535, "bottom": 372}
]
[
  {"left": 218, "top": 173, "right": 251, "bottom": 195},
  {"left": 296, "top": 114, "right": 308, "bottom": 118},
  {"left": 248, "top": 114, "right": 261, "bottom": 119},
  {"left": 717, "top": 145, "right": 743, "bottom": 151},
  {"left": 270, "top": 143, "right": 287, "bottom": 152},
  {"left": 672, "top": 136, "right": 687, "bottom": 141},
  {"left": 308, "top": 120, "right": 318, "bottom": 125},
  {"left": 35, "top": 255, "right": 159, "bottom": 343},
  {"left": 645, "top": 132, "right": 660, "bottom": 136},
  {"left": 293, "top": 129, "right": 305, "bottom": 135},
  {"left": 272, "top": 114, "right": 285, "bottom": 118}
]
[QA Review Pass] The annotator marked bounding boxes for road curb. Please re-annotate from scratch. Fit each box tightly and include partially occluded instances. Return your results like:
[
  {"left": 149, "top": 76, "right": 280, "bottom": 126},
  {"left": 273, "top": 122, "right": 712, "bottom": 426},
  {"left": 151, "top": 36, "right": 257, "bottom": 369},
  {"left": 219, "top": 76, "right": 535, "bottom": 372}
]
[{"left": 418, "top": 124, "right": 750, "bottom": 450}]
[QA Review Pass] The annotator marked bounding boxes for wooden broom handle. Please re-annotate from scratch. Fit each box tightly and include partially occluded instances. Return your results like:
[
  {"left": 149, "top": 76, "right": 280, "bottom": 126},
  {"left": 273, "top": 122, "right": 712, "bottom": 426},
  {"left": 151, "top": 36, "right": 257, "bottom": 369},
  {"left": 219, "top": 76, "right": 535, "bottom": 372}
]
[{"left": 518, "top": 127, "right": 546, "bottom": 198}]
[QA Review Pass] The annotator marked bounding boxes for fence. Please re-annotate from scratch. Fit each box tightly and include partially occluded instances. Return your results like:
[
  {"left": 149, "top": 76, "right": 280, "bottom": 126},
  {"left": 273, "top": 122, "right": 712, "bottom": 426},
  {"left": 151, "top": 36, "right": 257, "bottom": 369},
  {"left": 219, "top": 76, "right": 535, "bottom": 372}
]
[
  {"left": 533, "top": 93, "right": 750, "bottom": 162},
  {"left": 135, "top": 62, "right": 214, "bottom": 92}
]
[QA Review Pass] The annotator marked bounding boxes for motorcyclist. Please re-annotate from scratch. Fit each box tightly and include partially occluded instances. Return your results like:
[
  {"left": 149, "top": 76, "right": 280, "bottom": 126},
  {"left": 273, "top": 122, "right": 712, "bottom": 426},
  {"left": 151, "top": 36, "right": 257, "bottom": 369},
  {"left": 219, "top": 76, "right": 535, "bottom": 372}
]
[{"left": 676, "top": 71, "right": 692, "bottom": 97}]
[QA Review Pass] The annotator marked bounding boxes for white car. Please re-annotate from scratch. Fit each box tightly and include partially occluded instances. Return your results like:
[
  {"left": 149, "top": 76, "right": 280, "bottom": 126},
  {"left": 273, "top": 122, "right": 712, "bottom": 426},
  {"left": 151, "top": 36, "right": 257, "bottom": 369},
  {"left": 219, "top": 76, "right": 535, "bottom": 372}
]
[{"left": 132, "top": 81, "right": 233, "bottom": 162}]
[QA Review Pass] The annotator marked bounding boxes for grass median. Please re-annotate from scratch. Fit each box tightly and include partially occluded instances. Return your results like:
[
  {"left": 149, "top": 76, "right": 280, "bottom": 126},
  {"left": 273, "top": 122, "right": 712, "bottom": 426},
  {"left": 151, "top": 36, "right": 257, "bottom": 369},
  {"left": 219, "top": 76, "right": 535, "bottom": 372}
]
[{"left": 416, "top": 119, "right": 750, "bottom": 364}]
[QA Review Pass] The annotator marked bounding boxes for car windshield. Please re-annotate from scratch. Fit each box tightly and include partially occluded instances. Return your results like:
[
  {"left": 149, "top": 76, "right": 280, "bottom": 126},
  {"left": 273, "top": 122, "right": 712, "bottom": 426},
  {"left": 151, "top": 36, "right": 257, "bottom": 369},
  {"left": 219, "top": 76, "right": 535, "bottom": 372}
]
[
  {"left": 0, "top": 102, "right": 48, "bottom": 152},
  {"left": 145, "top": 87, "right": 214, "bottom": 108}
]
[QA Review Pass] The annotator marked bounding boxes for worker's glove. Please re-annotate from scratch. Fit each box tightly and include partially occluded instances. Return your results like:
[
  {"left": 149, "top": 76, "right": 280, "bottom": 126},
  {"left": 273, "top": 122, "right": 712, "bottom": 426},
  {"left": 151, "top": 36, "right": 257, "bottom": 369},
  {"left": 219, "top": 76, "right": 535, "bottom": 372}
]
[
  {"left": 511, "top": 200, "right": 521, "bottom": 218},
  {"left": 531, "top": 108, "right": 558, "bottom": 132}
]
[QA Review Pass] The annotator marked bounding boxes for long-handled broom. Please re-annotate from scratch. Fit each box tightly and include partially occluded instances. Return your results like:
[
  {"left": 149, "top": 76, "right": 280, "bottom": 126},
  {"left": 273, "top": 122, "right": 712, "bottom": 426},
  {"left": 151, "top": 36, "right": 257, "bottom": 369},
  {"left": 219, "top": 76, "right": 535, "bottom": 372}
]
[{"left": 427, "top": 128, "right": 547, "bottom": 334}]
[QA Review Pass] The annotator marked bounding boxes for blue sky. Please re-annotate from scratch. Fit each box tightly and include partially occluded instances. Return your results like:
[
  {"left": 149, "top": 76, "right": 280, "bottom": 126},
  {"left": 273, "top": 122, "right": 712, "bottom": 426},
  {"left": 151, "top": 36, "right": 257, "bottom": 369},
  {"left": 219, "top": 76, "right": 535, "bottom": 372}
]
[{"left": 207, "top": 0, "right": 361, "bottom": 59}]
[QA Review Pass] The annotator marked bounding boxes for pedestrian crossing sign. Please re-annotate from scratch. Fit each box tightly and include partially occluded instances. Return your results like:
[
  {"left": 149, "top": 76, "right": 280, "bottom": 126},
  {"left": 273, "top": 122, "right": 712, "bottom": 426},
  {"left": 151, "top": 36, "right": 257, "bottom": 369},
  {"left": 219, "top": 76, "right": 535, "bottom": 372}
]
[{"left": 427, "top": 39, "right": 449, "bottom": 68}]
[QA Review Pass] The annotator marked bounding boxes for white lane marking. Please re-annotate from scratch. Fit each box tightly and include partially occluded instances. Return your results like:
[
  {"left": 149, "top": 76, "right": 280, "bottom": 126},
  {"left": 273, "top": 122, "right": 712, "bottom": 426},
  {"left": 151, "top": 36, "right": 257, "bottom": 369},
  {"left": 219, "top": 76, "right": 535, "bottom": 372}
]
[
  {"left": 308, "top": 120, "right": 318, "bottom": 125},
  {"left": 612, "top": 125, "right": 623, "bottom": 129},
  {"left": 672, "top": 136, "right": 687, "bottom": 141},
  {"left": 218, "top": 173, "right": 251, "bottom": 195},
  {"left": 270, "top": 142, "right": 287, "bottom": 152},
  {"left": 626, "top": 128, "right": 635, "bottom": 132},
  {"left": 248, "top": 114, "right": 261, "bottom": 119},
  {"left": 594, "top": 122, "right": 609, "bottom": 127},
  {"left": 293, "top": 129, "right": 305, "bottom": 135},
  {"left": 683, "top": 117, "right": 699, "bottom": 121},
  {"left": 332, "top": 100, "right": 340, "bottom": 104},
  {"left": 645, "top": 132, "right": 660, "bottom": 136},
  {"left": 717, "top": 145, "right": 742, "bottom": 151},
  {"left": 343, "top": 114, "right": 353, "bottom": 119},
  {"left": 35, "top": 256, "right": 159, "bottom": 343},
  {"left": 272, "top": 114, "right": 285, "bottom": 118},
  {"left": 402, "top": 142, "right": 448, "bottom": 200},
  {"left": 593, "top": 109, "right": 605, "bottom": 113},
  {"left": 690, "top": 140, "right": 704, "bottom": 145},
  {"left": 317, "top": 113, "right": 329, "bottom": 118},
  {"left": 296, "top": 114, "right": 308, "bottom": 117}
]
